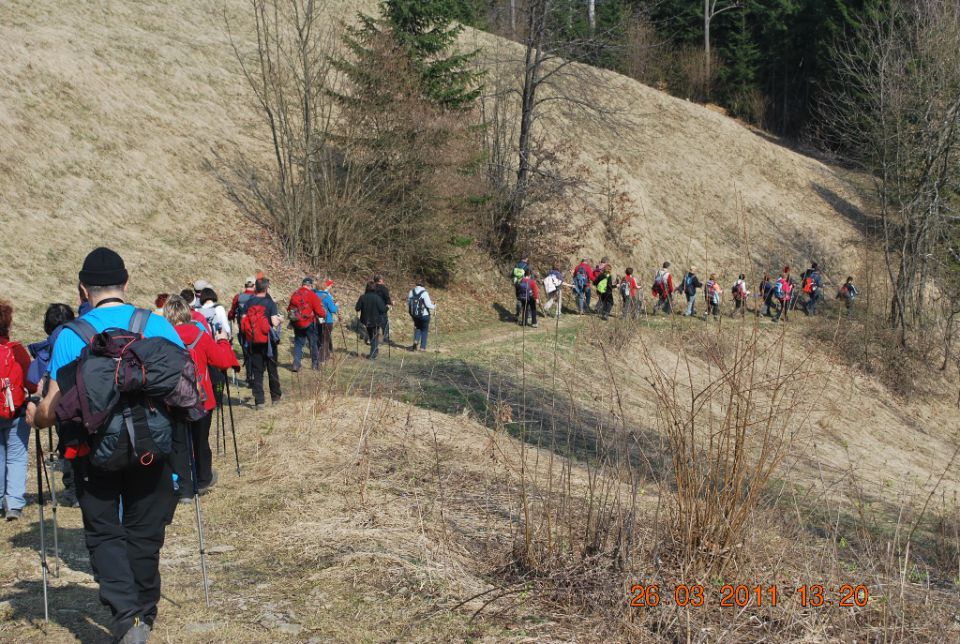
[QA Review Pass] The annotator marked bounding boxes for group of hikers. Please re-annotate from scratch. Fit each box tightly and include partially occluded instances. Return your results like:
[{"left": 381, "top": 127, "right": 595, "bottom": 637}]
[
  {"left": 510, "top": 256, "right": 860, "bottom": 325},
  {"left": 0, "top": 247, "right": 441, "bottom": 643}
]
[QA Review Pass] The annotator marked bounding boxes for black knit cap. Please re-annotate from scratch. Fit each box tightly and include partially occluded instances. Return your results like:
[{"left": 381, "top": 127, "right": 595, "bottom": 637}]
[{"left": 79, "top": 247, "right": 129, "bottom": 286}]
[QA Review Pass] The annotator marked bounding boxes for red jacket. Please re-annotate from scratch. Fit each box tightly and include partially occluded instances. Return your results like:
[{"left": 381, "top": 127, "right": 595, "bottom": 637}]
[
  {"left": 228, "top": 288, "right": 255, "bottom": 321},
  {"left": 0, "top": 337, "right": 35, "bottom": 394},
  {"left": 623, "top": 275, "right": 638, "bottom": 297},
  {"left": 288, "top": 287, "right": 326, "bottom": 327},
  {"left": 575, "top": 262, "right": 596, "bottom": 283},
  {"left": 175, "top": 323, "right": 239, "bottom": 412}
]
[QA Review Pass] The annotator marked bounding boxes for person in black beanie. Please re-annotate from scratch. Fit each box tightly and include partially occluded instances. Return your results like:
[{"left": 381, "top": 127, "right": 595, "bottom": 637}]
[{"left": 27, "top": 247, "right": 186, "bottom": 644}]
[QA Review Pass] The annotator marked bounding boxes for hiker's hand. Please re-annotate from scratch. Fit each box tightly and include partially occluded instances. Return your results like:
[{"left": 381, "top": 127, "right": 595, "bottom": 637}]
[
  {"left": 215, "top": 329, "right": 229, "bottom": 342},
  {"left": 271, "top": 314, "right": 283, "bottom": 327},
  {"left": 25, "top": 401, "right": 37, "bottom": 428}
]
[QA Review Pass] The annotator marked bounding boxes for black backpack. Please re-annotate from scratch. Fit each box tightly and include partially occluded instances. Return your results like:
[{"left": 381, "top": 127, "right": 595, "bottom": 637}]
[
  {"left": 408, "top": 288, "right": 428, "bottom": 319},
  {"left": 55, "top": 309, "right": 203, "bottom": 471}
]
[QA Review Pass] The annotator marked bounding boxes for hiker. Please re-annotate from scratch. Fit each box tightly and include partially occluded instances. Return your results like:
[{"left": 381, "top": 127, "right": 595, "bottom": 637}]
[
  {"left": 27, "top": 247, "right": 190, "bottom": 643},
  {"left": 510, "top": 257, "right": 530, "bottom": 319},
  {"left": 837, "top": 276, "right": 859, "bottom": 317},
  {"left": 572, "top": 259, "right": 595, "bottom": 315},
  {"left": 0, "top": 298, "right": 33, "bottom": 522},
  {"left": 592, "top": 257, "right": 610, "bottom": 314},
  {"left": 542, "top": 266, "right": 565, "bottom": 319},
  {"left": 228, "top": 277, "right": 257, "bottom": 386},
  {"left": 163, "top": 295, "right": 239, "bottom": 498},
  {"left": 801, "top": 262, "right": 824, "bottom": 316},
  {"left": 192, "top": 280, "right": 213, "bottom": 309},
  {"left": 153, "top": 294, "right": 169, "bottom": 315},
  {"left": 759, "top": 274, "right": 773, "bottom": 317},
  {"left": 771, "top": 268, "right": 793, "bottom": 322},
  {"left": 356, "top": 282, "right": 387, "bottom": 359},
  {"left": 652, "top": 262, "right": 675, "bottom": 314},
  {"left": 313, "top": 279, "right": 338, "bottom": 363},
  {"left": 241, "top": 278, "right": 283, "bottom": 408},
  {"left": 198, "top": 289, "right": 230, "bottom": 339},
  {"left": 287, "top": 277, "right": 326, "bottom": 372},
  {"left": 682, "top": 267, "right": 703, "bottom": 317},
  {"left": 595, "top": 265, "right": 616, "bottom": 321},
  {"left": 26, "top": 303, "right": 79, "bottom": 507},
  {"left": 180, "top": 289, "right": 212, "bottom": 335},
  {"left": 620, "top": 267, "right": 639, "bottom": 318},
  {"left": 373, "top": 275, "right": 393, "bottom": 344},
  {"left": 704, "top": 273, "right": 722, "bottom": 320},
  {"left": 517, "top": 268, "right": 540, "bottom": 328},
  {"left": 731, "top": 274, "right": 749, "bottom": 316},
  {"left": 407, "top": 281, "right": 437, "bottom": 351}
]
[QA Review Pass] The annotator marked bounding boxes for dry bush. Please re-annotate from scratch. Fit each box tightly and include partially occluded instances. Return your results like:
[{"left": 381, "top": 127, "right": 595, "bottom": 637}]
[
  {"left": 620, "top": 11, "right": 666, "bottom": 87},
  {"left": 642, "top": 321, "right": 819, "bottom": 576},
  {"left": 728, "top": 87, "right": 768, "bottom": 128},
  {"left": 669, "top": 46, "right": 720, "bottom": 103}
]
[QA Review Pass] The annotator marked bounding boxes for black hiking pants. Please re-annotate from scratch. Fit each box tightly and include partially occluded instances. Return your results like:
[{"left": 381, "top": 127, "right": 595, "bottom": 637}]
[
  {"left": 250, "top": 343, "right": 281, "bottom": 404},
  {"left": 76, "top": 457, "right": 175, "bottom": 640}
]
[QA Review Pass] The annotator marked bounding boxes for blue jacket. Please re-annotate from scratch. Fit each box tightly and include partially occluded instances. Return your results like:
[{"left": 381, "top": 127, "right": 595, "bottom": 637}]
[{"left": 314, "top": 289, "right": 338, "bottom": 324}]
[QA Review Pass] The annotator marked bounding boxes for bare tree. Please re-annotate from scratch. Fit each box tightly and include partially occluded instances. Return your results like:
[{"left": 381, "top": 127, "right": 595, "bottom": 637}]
[
  {"left": 821, "top": 0, "right": 960, "bottom": 348},
  {"left": 703, "top": 0, "right": 739, "bottom": 99},
  {"left": 501, "top": 1, "right": 623, "bottom": 226}
]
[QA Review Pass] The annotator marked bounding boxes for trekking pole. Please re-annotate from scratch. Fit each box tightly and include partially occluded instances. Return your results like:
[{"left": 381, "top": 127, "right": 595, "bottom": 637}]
[
  {"left": 33, "top": 427, "right": 50, "bottom": 622},
  {"left": 224, "top": 373, "right": 241, "bottom": 477},
  {"left": 39, "top": 450, "right": 61, "bottom": 578},
  {"left": 214, "top": 397, "right": 222, "bottom": 457},
  {"left": 219, "top": 393, "right": 227, "bottom": 455},
  {"left": 435, "top": 308, "right": 441, "bottom": 352},
  {"left": 185, "top": 425, "right": 211, "bottom": 607},
  {"left": 338, "top": 319, "right": 348, "bottom": 357}
]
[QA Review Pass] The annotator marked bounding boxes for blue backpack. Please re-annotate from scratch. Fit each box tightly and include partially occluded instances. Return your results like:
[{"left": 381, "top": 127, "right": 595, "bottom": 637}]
[
  {"left": 517, "top": 278, "right": 533, "bottom": 300},
  {"left": 772, "top": 280, "right": 784, "bottom": 299},
  {"left": 573, "top": 267, "right": 589, "bottom": 290},
  {"left": 26, "top": 325, "right": 67, "bottom": 389}
]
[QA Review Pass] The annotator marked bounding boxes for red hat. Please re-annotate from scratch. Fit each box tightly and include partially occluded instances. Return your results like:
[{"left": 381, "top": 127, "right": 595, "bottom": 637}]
[{"left": 324, "top": 279, "right": 334, "bottom": 288}]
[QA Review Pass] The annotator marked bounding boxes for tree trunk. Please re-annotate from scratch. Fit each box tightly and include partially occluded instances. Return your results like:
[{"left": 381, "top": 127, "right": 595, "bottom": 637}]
[
  {"left": 704, "top": 0, "right": 711, "bottom": 99},
  {"left": 511, "top": 0, "right": 548, "bottom": 219}
]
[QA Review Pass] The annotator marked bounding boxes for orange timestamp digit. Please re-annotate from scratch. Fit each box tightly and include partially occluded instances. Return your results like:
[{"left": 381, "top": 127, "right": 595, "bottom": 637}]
[
  {"left": 629, "top": 584, "right": 661, "bottom": 607},
  {"left": 718, "top": 584, "right": 779, "bottom": 607}
]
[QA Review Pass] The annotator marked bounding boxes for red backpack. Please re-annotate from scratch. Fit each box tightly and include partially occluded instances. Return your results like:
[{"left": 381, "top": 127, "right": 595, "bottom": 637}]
[
  {"left": 185, "top": 327, "right": 209, "bottom": 406},
  {"left": 241, "top": 303, "right": 272, "bottom": 344},
  {"left": 0, "top": 343, "right": 25, "bottom": 420},
  {"left": 287, "top": 290, "right": 315, "bottom": 329}
]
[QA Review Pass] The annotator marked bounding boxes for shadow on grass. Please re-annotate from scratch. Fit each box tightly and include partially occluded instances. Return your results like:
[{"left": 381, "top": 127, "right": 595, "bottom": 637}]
[{"left": 333, "top": 343, "right": 673, "bottom": 484}]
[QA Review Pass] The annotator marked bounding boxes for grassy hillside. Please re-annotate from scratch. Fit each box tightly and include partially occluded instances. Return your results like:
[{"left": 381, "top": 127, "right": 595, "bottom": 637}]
[{"left": 0, "top": 0, "right": 863, "bottom": 330}]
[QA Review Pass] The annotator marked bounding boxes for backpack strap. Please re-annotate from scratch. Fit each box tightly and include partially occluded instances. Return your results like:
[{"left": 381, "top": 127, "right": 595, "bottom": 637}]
[
  {"left": 186, "top": 330, "right": 203, "bottom": 351},
  {"left": 64, "top": 319, "right": 98, "bottom": 346},
  {"left": 128, "top": 308, "right": 152, "bottom": 336}
]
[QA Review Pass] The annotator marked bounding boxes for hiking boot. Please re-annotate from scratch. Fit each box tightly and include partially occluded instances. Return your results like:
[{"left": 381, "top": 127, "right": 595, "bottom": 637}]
[
  {"left": 178, "top": 495, "right": 193, "bottom": 505},
  {"left": 120, "top": 618, "right": 151, "bottom": 644},
  {"left": 58, "top": 489, "right": 80, "bottom": 508},
  {"left": 531, "top": 323, "right": 539, "bottom": 328},
  {"left": 254, "top": 403, "right": 264, "bottom": 411},
  {"left": 271, "top": 396, "right": 282, "bottom": 405},
  {"left": 291, "top": 365, "right": 301, "bottom": 373},
  {"left": 5, "top": 508, "right": 22, "bottom": 521},
  {"left": 198, "top": 471, "right": 219, "bottom": 495}
]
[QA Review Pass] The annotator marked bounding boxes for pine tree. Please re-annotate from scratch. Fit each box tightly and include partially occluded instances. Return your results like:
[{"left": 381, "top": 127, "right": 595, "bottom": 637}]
[{"left": 379, "top": 0, "right": 483, "bottom": 110}]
